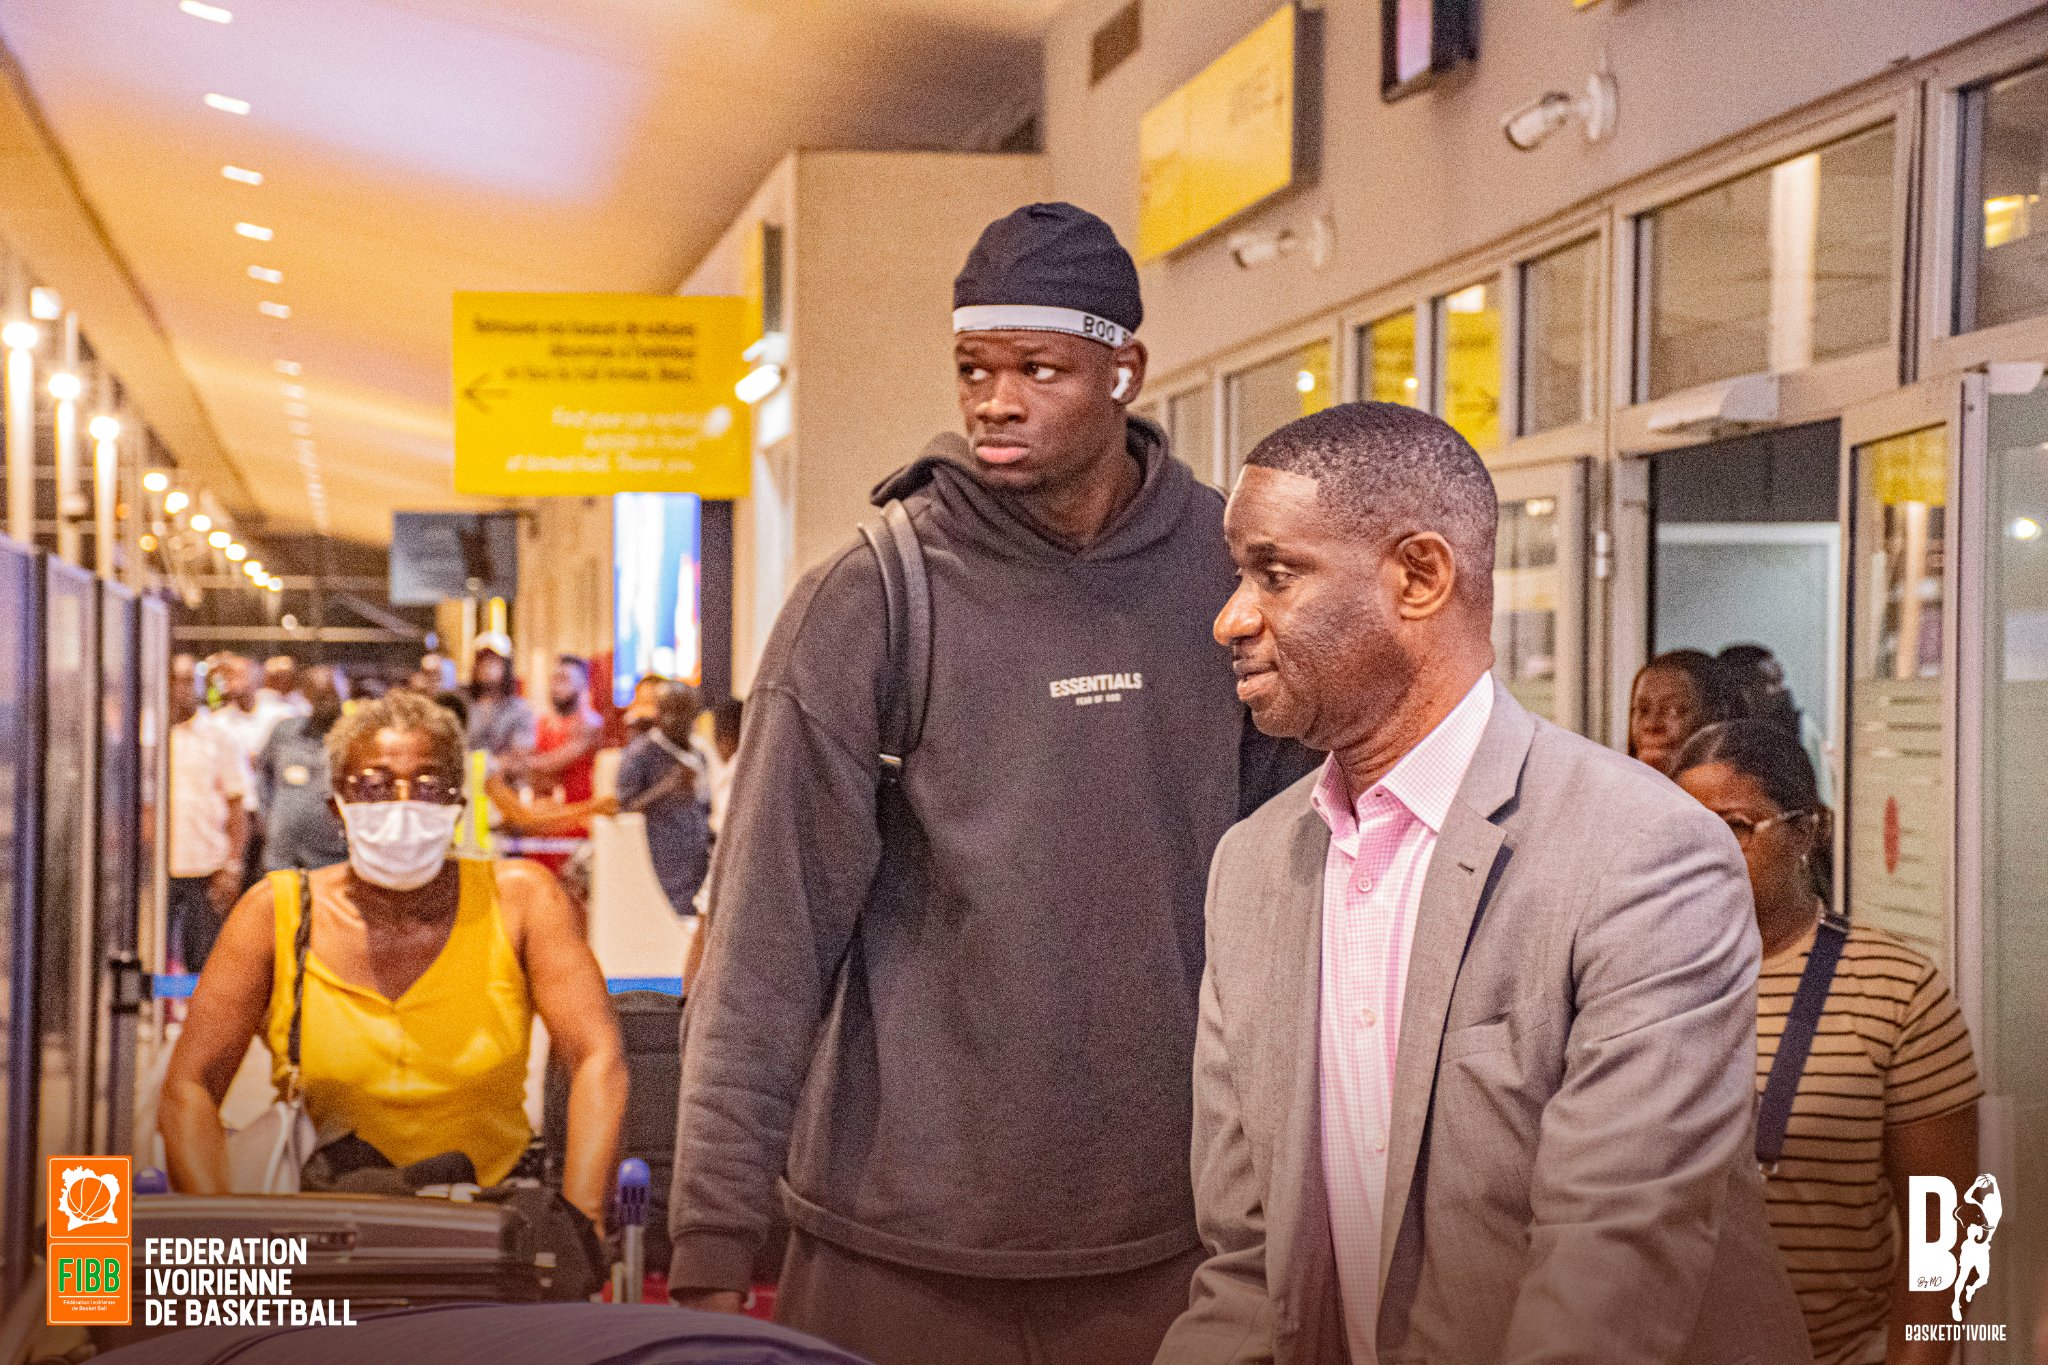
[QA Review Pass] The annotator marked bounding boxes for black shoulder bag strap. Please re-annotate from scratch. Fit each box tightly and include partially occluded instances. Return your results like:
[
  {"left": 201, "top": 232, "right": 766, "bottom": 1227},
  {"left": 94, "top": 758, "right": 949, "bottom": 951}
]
[
  {"left": 1755, "top": 910, "right": 1850, "bottom": 1173},
  {"left": 285, "top": 868, "right": 314, "bottom": 1095},
  {"left": 857, "top": 498, "right": 931, "bottom": 786}
]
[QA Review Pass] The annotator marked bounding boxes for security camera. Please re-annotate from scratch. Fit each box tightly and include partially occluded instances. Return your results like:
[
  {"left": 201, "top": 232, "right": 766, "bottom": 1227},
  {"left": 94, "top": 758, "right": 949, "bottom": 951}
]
[
  {"left": 1227, "top": 215, "right": 1335, "bottom": 270},
  {"left": 1503, "top": 73, "right": 1617, "bottom": 151}
]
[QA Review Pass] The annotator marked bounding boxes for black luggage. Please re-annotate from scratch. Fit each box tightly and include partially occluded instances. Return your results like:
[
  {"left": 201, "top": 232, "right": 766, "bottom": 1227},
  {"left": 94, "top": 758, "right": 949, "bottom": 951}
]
[
  {"left": 91, "top": 1301, "right": 872, "bottom": 1364},
  {"left": 547, "top": 990, "right": 683, "bottom": 1271}
]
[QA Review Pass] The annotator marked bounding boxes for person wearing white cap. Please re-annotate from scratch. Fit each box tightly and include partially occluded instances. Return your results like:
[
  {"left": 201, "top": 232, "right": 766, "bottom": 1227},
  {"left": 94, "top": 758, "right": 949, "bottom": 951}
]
[{"left": 466, "top": 633, "right": 537, "bottom": 763}]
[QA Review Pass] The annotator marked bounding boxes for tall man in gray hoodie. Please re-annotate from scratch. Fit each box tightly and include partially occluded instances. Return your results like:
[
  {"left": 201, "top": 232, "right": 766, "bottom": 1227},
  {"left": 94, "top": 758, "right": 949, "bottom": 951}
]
[{"left": 667, "top": 203, "right": 1312, "bottom": 1365}]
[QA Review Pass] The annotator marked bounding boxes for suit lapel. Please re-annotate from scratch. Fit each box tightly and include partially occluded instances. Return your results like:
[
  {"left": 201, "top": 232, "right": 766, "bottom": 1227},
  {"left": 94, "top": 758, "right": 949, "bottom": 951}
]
[
  {"left": 1266, "top": 796, "right": 1337, "bottom": 1343},
  {"left": 1377, "top": 686, "right": 1534, "bottom": 1295}
]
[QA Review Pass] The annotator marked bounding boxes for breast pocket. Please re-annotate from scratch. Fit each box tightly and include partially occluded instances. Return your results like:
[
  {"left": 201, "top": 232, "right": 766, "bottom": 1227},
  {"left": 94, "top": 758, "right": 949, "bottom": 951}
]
[{"left": 1440, "top": 1017, "right": 1512, "bottom": 1062}]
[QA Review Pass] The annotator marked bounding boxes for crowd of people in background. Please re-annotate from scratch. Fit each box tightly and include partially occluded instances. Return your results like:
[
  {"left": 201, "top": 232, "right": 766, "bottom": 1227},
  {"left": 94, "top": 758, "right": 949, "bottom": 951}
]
[{"left": 163, "top": 640, "right": 740, "bottom": 976}]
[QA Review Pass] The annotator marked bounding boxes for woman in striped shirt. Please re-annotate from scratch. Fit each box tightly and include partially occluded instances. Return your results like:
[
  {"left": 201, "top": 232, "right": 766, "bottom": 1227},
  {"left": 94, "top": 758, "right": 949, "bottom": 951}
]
[{"left": 1674, "top": 720, "right": 1982, "bottom": 1365}]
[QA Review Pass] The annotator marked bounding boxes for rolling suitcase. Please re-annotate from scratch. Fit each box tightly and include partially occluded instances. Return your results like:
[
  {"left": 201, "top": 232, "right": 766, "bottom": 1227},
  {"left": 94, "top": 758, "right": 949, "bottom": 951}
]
[{"left": 96, "top": 1192, "right": 546, "bottom": 1351}]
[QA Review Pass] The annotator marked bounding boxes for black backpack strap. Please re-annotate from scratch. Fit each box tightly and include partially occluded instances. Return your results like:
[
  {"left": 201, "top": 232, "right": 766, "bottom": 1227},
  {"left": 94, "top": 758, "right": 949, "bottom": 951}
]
[
  {"left": 1755, "top": 910, "right": 1849, "bottom": 1173},
  {"left": 857, "top": 499, "right": 930, "bottom": 785}
]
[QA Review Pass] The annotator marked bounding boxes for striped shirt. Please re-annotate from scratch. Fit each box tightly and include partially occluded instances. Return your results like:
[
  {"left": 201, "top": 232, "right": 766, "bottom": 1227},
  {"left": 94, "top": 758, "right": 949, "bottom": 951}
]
[{"left": 1757, "top": 920, "right": 1982, "bottom": 1365}]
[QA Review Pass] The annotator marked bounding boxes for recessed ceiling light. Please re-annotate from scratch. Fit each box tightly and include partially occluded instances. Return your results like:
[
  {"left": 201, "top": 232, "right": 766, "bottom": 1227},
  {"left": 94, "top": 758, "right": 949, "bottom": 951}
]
[
  {"left": 142, "top": 471, "right": 169, "bottom": 493},
  {"left": 274, "top": 359, "right": 301, "bottom": 376},
  {"left": 221, "top": 165, "right": 263, "bottom": 185},
  {"left": 28, "top": 288, "right": 62, "bottom": 320},
  {"left": 225, "top": 543, "right": 247, "bottom": 561},
  {"left": 0, "top": 321, "right": 38, "bottom": 350},
  {"left": 189, "top": 512, "right": 213, "bottom": 532},
  {"left": 235, "top": 222, "right": 273, "bottom": 241},
  {"left": 203, "top": 93, "right": 251, "bottom": 115},
  {"left": 181, "top": 1, "right": 234, "bottom": 22},
  {"left": 258, "top": 301, "right": 292, "bottom": 319},
  {"left": 163, "top": 490, "right": 190, "bottom": 514},
  {"left": 208, "top": 529, "right": 232, "bottom": 549},
  {"left": 46, "top": 372, "right": 82, "bottom": 402},
  {"left": 283, "top": 402, "right": 309, "bottom": 418},
  {"left": 288, "top": 420, "right": 312, "bottom": 436},
  {"left": 248, "top": 266, "right": 283, "bottom": 284},
  {"left": 281, "top": 383, "right": 305, "bottom": 399}
]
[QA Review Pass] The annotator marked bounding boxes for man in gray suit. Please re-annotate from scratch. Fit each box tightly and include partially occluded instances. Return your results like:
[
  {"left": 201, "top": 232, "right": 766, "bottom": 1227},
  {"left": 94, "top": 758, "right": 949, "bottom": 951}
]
[{"left": 1157, "top": 402, "right": 1809, "bottom": 1365}]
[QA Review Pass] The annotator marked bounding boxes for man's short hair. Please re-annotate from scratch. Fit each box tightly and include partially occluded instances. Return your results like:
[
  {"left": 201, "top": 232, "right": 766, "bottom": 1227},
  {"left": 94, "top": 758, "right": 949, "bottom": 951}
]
[
  {"left": 557, "top": 654, "right": 589, "bottom": 682},
  {"left": 1245, "top": 401, "right": 1498, "bottom": 605}
]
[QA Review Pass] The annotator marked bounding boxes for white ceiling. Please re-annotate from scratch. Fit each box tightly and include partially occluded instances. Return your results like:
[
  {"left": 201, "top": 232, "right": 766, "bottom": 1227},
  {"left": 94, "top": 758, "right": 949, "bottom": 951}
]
[{"left": 0, "top": 0, "right": 1053, "bottom": 545}]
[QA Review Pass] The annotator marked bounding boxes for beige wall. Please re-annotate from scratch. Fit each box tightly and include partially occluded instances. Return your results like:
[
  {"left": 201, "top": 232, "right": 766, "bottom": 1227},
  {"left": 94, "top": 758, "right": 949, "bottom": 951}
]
[{"left": 1042, "top": 0, "right": 2040, "bottom": 380}]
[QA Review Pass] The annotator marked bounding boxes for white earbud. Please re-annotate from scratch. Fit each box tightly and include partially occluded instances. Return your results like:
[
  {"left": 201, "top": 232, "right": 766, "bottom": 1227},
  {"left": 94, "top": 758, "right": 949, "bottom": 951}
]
[{"left": 1111, "top": 366, "right": 1133, "bottom": 401}]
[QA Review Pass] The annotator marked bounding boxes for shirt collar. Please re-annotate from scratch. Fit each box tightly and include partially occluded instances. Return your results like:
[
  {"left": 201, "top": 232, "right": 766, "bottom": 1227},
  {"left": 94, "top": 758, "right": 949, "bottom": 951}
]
[{"left": 1310, "top": 672, "right": 1496, "bottom": 837}]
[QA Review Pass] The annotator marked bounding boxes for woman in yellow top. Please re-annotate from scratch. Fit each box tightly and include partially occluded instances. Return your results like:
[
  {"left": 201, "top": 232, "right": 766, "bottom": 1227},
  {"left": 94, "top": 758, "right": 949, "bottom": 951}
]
[{"left": 160, "top": 689, "right": 626, "bottom": 1230}]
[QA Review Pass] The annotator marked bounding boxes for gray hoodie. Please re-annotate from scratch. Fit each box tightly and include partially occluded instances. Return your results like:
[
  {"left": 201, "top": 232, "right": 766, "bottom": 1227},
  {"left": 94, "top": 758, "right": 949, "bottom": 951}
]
[{"left": 668, "top": 419, "right": 1314, "bottom": 1289}]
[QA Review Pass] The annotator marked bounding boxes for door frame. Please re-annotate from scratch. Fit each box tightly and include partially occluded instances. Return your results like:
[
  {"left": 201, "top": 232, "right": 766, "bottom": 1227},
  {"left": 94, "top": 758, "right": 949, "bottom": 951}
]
[{"left": 1492, "top": 458, "right": 1591, "bottom": 736}]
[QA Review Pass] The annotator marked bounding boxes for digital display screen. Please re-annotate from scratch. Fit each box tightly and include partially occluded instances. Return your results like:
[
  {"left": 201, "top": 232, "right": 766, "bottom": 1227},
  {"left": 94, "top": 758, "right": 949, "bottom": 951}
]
[
  {"left": 612, "top": 492, "right": 702, "bottom": 705},
  {"left": 388, "top": 512, "right": 519, "bottom": 606}
]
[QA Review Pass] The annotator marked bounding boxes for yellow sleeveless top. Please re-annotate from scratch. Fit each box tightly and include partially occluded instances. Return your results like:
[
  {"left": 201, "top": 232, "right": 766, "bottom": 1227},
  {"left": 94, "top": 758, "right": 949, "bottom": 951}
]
[{"left": 267, "top": 860, "right": 533, "bottom": 1185}]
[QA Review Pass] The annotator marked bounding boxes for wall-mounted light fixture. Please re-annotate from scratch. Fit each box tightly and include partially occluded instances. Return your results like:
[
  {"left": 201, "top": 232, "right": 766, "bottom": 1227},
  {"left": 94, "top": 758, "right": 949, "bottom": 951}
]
[
  {"left": 1503, "top": 72, "right": 1617, "bottom": 151},
  {"left": 1226, "top": 213, "right": 1335, "bottom": 271}
]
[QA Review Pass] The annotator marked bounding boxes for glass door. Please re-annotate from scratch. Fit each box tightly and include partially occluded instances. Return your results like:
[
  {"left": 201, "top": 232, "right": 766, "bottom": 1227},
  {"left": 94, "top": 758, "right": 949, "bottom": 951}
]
[
  {"left": 1490, "top": 460, "right": 1589, "bottom": 733},
  {"left": 1840, "top": 382, "right": 1966, "bottom": 967},
  {"left": 1969, "top": 366, "right": 2048, "bottom": 1360}
]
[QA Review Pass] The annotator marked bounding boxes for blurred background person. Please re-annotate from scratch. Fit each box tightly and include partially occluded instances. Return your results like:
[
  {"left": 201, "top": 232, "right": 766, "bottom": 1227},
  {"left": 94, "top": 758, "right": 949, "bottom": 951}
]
[
  {"left": 259, "top": 654, "right": 311, "bottom": 719},
  {"left": 1627, "top": 647, "right": 1741, "bottom": 776},
  {"left": 411, "top": 650, "right": 459, "bottom": 695},
  {"left": 1674, "top": 719, "right": 1980, "bottom": 1365},
  {"left": 1719, "top": 642, "right": 1835, "bottom": 804},
  {"left": 254, "top": 665, "right": 351, "bottom": 873},
  {"left": 706, "top": 696, "right": 742, "bottom": 839},
  {"left": 167, "top": 653, "right": 250, "bottom": 973},
  {"left": 622, "top": 673, "right": 666, "bottom": 737},
  {"left": 206, "top": 652, "right": 296, "bottom": 769},
  {"left": 518, "top": 654, "right": 605, "bottom": 876},
  {"left": 466, "top": 635, "right": 536, "bottom": 762},
  {"left": 615, "top": 682, "right": 711, "bottom": 918},
  {"left": 157, "top": 689, "right": 626, "bottom": 1226}
]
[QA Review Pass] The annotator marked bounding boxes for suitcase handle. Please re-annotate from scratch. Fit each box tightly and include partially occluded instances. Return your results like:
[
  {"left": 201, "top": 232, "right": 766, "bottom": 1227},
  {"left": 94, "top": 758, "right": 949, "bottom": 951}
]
[{"left": 270, "top": 1224, "right": 359, "bottom": 1253}]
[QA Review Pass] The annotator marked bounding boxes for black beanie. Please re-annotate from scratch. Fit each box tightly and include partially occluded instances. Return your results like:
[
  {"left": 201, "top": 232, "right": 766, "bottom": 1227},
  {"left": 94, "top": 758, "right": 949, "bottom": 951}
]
[{"left": 953, "top": 203, "right": 1142, "bottom": 346}]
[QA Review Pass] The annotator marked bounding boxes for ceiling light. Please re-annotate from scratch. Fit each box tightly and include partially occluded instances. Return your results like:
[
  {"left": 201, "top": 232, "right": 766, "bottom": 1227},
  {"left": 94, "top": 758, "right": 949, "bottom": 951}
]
[
  {"left": 203, "top": 93, "right": 251, "bottom": 116},
  {"left": 244, "top": 560, "right": 263, "bottom": 578},
  {"left": 1444, "top": 285, "right": 1488, "bottom": 315},
  {"left": 1294, "top": 369, "right": 1316, "bottom": 394},
  {"left": 208, "top": 529, "right": 232, "bottom": 549},
  {"left": 89, "top": 415, "right": 121, "bottom": 441},
  {"left": 181, "top": 1, "right": 233, "bottom": 21},
  {"left": 266, "top": 579, "right": 282, "bottom": 593},
  {"left": 143, "top": 470, "right": 169, "bottom": 493},
  {"left": 46, "top": 372, "right": 82, "bottom": 402},
  {"left": 248, "top": 266, "right": 283, "bottom": 285},
  {"left": 163, "top": 490, "right": 190, "bottom": 514},
  {"left": 2013, "top": 516, "right": 2043, "bottom": 542},
  {"left": 221, "top": 166, "right": 262, "bottom": 187},
  {"left": 281, "top": 384, "right": 305, "bottom": 400},
  {"left": 275, "top": 359, "right": 301, "bottom": 376},
  {"left": 283, "top": 402, "right": 309, "bottom": 418},
  {"left": 29, "top": 288, "right": 62, "bottom": 320},
  {"left": 258, "top": 301, "right": 292, "bottom": 319},
  {"left": 225, "top": 543, "right": 247, "bottom": 561},
  {"left": 189, "top": 513, "right": 212, "bottom": 533},
  {"left": 235, "top": 222, "right": 273, "bottom": 241},
  {"left": 139, "top": 533, "right": 158, "bottom": 552},
  {"left": 1, "top": 321, "right": 38, "bottom": 350}
]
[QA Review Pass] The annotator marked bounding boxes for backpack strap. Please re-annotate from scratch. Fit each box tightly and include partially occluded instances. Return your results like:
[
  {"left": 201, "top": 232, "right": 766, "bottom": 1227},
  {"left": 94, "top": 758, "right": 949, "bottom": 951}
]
[
  {"left": 858, "top": 499, "right": 931, "bottom": 786},
  {"left": 1755, "top": 910, "right": 1850, "bottom": 1173}
]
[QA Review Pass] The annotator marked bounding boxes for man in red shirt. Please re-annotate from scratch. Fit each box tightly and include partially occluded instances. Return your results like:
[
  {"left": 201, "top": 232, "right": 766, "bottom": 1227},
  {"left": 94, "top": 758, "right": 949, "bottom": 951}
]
[{"left": 522, "top": 654, "right": 604, "bottom": 874}]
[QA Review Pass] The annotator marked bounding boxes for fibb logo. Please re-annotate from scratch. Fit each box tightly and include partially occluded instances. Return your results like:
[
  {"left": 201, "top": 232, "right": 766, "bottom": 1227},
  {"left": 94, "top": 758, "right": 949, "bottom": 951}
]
[{"left": 1908, "top": 1174, "right": 2002, "bottom": 1323}]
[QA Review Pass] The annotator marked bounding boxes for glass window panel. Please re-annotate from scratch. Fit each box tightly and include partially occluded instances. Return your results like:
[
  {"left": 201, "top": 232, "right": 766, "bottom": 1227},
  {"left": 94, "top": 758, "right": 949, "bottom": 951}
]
[
  {"left": 1962, "top": 61, "right": 2048, "bottom": 333},
  {"left": 1519, "top": 237, "right": 1597, "bottom": 435},
  {"left": 1980, "top": 384, "right": 2048, "bottom": 1346},
  {"left": 1227, "top": 338, "right": 1334, "bottom": 470},
  {"left": 1436, "top": 280, "right": 1502, "bottom": 452},
  {"left": 38, "top": 563, "right": 96, "bottom": 1207},
  {"left": 1167, "top": 388, "right": 1215, "bottom": 485},
  {"left": 1846, "top": 424, "right": 1948, "bottom": 960},
  {"left": 0, "top": 541, "right": 29, "bottom": 1295},
  {"left": 1494, "top": 494, "right": 1560, "bottom": 721},
  {"left": 1356, "top": 309, "right": 1419, "bottom": 406},
  {"left": 1643, "top": 123, "right": 1895, "bottom": 400}
]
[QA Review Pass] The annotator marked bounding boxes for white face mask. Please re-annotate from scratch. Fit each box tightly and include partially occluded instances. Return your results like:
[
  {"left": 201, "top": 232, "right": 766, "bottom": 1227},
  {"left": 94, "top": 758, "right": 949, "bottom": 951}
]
[{"left": 339, "top": 800, "right": 463, "bottom": 891}]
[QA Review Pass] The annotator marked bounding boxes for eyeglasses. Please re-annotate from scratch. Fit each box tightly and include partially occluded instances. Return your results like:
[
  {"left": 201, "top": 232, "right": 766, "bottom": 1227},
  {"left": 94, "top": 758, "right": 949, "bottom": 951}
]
[
  {"left": 1721, "top": 809, "right": 1813, "bottom": 846},
  {"left": 339, "top": 769, "right": 463, "bottom": 805}
]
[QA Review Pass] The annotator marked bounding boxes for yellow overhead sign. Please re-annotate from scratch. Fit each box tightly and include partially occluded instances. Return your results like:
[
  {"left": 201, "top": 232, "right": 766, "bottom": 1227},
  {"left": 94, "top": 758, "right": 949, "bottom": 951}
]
[
  {"left": 452, "top": 293, "right": 750, "bottom": 498},
  {"left": 1138, "top": 4, "right": 1302, "bottom": 262}
]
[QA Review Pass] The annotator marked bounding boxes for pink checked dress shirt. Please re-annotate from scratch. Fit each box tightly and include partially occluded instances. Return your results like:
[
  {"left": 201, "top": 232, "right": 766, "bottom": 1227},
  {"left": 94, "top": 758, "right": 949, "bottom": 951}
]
[{"left": 1312, "top": 673, "right": 1494, "bottom": 1364}]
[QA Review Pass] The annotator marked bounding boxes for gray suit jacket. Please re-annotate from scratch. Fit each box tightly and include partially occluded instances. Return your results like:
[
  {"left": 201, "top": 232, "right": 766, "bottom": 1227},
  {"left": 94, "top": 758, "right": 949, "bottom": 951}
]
[{"left": 1156, "top": 685, "right": 1811, "bottom": 1365}]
